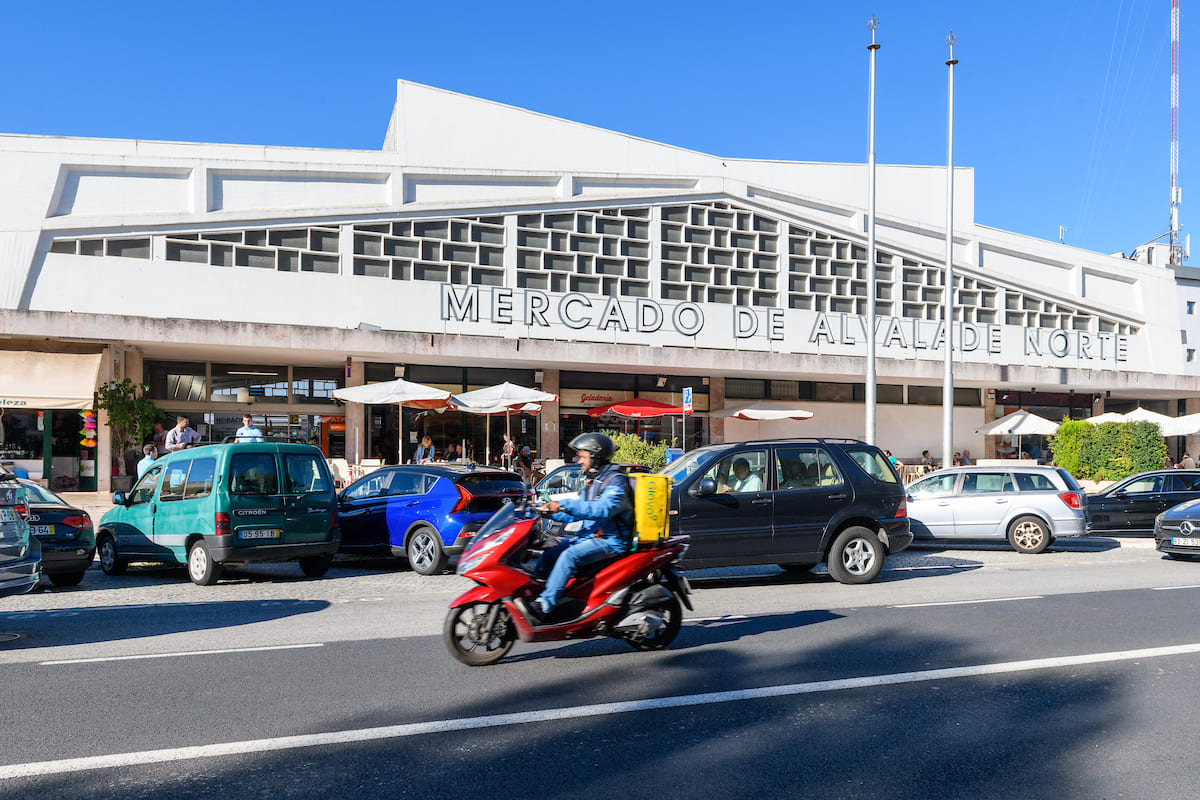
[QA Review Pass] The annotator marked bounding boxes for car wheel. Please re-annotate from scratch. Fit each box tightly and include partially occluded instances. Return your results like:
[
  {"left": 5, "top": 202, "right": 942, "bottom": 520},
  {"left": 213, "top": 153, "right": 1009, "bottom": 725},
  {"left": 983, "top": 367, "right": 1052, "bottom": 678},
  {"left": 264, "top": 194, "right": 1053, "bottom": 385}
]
[
  {"left": 624, "top": 591, "right": 683, "bottom": 651},
  {"left": 407, "top": 527, "right": 447, "bottom": 575},
  {"left": 1007, "top": 515, "right": 1051, "bottom": 554},
  {"left": 444, "top": 602, "right": 515, "bottom": 666},
  {"left": 187, "top": 539, "right": 222, "bottom": 585},
  {"left": 48, "top": 570, "right": 87, "bottom": 587},
  {"left": 298, "top": 553, "right": 334, "bottom": 578},
  {"left": 827, "top": 526, "right": 885, "bottom": 584},
  {"left": 97, "top": 535, "right": 126, "bottom": 576}
]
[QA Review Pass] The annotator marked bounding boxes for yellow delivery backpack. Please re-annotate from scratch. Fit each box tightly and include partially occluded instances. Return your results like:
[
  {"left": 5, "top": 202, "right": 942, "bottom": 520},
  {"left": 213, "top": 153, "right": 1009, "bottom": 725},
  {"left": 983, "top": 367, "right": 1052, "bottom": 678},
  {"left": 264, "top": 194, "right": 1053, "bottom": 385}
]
[{"left": 631, "top": 473, "right": 672, "bottom": 548}]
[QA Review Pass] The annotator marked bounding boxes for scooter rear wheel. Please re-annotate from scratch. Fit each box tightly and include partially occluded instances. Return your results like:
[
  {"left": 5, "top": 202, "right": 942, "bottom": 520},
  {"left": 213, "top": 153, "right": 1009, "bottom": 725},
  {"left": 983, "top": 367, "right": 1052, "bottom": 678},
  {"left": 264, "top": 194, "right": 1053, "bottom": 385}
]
[
  {"left": 444, "top": 602, "right": 515, "bottom": 666},
  {"left": 625, "top": 591, "right": 683, "bottom": 652}
]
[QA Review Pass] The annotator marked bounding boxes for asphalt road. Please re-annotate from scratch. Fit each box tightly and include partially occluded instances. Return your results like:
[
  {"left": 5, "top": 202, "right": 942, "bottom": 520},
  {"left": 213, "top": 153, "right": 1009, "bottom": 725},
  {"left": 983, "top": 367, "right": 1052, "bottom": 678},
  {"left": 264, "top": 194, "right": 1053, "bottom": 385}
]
[{"left": 2, "top": 540, "right": 1200, "bottom": 799}]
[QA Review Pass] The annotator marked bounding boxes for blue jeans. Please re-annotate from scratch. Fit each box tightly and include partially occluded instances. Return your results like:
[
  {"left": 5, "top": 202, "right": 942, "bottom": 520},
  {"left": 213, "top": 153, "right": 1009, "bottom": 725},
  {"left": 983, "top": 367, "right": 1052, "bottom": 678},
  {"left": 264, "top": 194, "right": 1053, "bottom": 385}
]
[{"left": 535, "top": 536, "right": 622, "bottom": 610}]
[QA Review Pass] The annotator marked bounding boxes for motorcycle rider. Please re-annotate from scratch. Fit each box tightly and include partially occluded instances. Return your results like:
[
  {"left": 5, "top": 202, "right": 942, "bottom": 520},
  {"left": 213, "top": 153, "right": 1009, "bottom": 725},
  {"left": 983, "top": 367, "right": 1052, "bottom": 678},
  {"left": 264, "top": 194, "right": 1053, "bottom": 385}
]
[{"left": 520, "top": 432, "right": 635, "bottom": 623}]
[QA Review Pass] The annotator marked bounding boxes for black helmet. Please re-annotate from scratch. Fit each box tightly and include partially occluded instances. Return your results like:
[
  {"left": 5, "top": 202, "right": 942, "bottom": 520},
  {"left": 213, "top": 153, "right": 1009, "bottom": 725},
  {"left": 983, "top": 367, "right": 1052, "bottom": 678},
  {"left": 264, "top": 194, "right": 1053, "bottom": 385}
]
[{"left": 568, "top": 432, "right": 615, "bottom": 466}]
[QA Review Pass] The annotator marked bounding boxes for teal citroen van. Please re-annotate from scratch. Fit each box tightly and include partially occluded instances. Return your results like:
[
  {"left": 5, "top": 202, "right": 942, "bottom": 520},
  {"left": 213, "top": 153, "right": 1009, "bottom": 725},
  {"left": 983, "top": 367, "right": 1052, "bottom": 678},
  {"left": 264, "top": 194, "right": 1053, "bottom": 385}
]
[{"left": 97, "top": 441, "right": 339, "bottom": 585}]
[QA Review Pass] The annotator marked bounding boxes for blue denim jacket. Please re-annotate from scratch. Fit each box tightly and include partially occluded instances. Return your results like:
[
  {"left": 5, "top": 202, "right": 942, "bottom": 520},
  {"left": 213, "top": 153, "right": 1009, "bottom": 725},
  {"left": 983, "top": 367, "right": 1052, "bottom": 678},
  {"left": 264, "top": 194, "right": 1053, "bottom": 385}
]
[{"left": 549, "top": 464, "right": 634, "bottom": 552}]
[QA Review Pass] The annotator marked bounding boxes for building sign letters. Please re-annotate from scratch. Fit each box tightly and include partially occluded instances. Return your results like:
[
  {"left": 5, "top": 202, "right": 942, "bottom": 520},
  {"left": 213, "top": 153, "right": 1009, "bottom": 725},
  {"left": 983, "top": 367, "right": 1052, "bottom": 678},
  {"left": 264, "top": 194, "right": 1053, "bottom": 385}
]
[{"left": 440, "top": 284, "right": 1129, "bottom": 364}]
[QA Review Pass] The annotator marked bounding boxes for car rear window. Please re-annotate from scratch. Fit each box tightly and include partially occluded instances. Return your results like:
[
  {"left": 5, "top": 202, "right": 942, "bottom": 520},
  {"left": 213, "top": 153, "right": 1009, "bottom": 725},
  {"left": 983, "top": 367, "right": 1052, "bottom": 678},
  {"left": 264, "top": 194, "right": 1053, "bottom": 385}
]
[
  {"left": 21, "top": 483, "right": 65, "bottom": 505},
  {"left": 1015, "top": 472, "right": 1056, "bottom": 492},
  {"left": 457, "top": 473, "right": 526, "bottom": 494},
  {"left": 283, "top": 453, "right": 331, "bottom": 494},
  {"left": 231, "top": 453, "right": 279, "bottom": 495},
  {"left": 1055, "top": 467, "right": 1083, "bottom": 492},
  {"left": 843, "top": 446, "right": 899, "bottom": 485}
]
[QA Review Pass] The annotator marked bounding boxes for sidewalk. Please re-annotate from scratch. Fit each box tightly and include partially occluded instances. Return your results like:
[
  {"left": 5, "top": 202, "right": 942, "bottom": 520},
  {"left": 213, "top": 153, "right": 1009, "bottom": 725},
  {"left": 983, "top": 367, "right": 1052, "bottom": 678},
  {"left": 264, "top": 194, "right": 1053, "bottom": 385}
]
[{"left": 59, "top": 491, "right": 118, "bottom": 521}]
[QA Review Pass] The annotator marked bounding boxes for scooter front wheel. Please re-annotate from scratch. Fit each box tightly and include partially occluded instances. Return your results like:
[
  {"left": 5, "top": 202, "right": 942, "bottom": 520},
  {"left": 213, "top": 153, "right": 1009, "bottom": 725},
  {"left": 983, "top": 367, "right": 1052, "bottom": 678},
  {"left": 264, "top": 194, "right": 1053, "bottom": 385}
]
[{"left": 444, "top": 602, "right": 515, "bottom": 666}]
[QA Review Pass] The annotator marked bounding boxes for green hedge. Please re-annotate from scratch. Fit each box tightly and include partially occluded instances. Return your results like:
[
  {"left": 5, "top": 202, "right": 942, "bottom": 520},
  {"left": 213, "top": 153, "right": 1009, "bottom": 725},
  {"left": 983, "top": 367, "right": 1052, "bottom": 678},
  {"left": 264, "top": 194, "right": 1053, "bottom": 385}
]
[
  {"left": 605, "top": 431, "right": 677, "bottom": 472},
  {"left": 1048, "top": 419, "right": 1167, "bottom": 481}
]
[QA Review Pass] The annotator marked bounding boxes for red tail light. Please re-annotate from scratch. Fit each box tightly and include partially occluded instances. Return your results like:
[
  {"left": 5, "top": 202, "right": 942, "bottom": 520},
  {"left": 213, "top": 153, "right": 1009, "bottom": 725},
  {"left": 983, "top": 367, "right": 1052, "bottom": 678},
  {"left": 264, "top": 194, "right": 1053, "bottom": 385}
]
[
  {"left": 1058, "top": 492, "right": 1082, "bottom": 509},
  {"left": 15, "top": 502, "right": 28, "bottom": 520},
  {"left": 896, "top": 498, "right": 907, "bottom": 518},
  {"left": 61, "top": 515, "right": 90, "bottom": 529},
  {"left": 450, "top": 483, "right": 473, "bottom": 514},
  {"left": 215, "top": 512, "right": 232, "bottom": 536}
]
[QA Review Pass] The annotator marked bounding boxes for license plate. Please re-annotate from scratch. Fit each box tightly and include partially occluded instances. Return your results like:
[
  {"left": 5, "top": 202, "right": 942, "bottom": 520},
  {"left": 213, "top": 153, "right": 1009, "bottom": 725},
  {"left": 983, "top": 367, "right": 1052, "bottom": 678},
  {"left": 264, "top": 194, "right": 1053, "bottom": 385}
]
[
  {"left": 29, "top": 525, "right": 52, "bottom": 537},
  {"left": 238, "top": 528, "right": 281, "bottom": 540},
  {"left": 1172, "top": 537, "right": 1200, "bottom": 547},
  {"left": 0, "top": 508, "right": 15, "bottom": 522}
]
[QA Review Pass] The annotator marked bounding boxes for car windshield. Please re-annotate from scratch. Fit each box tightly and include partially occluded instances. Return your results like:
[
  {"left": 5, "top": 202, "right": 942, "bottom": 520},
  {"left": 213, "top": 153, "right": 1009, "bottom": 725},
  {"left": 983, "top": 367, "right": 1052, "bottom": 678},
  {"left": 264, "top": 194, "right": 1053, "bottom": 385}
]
[
  {"left": 474, "top": 503, "right": 517, "bottom": 541},
  {"left": 457, "top": 473, "right": 527, "bottom": 494},
  {"left": 660, "top": 449, "right": 716, "bottom": 480}
]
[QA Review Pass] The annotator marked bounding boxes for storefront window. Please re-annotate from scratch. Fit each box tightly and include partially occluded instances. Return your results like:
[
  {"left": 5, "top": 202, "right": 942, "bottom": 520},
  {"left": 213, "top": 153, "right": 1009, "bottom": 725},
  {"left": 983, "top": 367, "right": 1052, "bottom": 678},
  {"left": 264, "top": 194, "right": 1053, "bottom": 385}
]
[
  {"left": 0, "top": 411, "right": 41, "bottom": 459},
  {"left": 146, "top": 361, "right": 207, "bottom": 402},
  {"left": 211, "top": 364, "right": 288, "bottom": 403},
  {"left": 292, "top": 367, "right": 342, "bottom": 404}
]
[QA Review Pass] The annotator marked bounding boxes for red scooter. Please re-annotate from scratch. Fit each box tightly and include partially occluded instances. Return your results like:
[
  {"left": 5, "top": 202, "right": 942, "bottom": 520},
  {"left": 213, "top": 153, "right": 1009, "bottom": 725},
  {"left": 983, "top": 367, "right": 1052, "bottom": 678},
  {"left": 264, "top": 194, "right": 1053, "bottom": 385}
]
[{"left": 444, "top": 503, "right": 692, "bottom": 665}]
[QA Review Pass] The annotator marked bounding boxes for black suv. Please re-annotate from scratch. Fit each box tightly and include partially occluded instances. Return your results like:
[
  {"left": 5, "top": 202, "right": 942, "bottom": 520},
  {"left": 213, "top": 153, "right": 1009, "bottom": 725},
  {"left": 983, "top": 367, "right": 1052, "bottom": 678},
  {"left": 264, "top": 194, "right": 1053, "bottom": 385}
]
[{"left": 660, "top": 438, "right": 911, "bottom": 583}]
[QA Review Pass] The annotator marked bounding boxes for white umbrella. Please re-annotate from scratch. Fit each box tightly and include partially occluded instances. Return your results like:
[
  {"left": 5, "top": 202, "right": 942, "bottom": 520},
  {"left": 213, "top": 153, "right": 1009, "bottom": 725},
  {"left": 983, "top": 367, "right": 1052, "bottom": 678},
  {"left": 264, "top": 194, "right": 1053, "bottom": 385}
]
[
  {"left": 975, "top": 409, "right": 1060, "bottom": 436},
  {"left": 333, "top": 378, "right": 455, "bottom": 463},
  {"left": 1121, "top": 406, "right": 1176, "bottom": 427},
  {"left": 714, "top": 400, "right": 814, "bottom": 440},
  {"left": 1164, "top": 412, "right": 1200, "bottom": 437},
  {"left": 452, "top": 382, "right": 558, "bottom": 465},
  {"left": 1083, "top": 411, "right": 1126, "bottom": 425},
  {"left": 713, "top": 400, "right": 815, "bottom": 421}
]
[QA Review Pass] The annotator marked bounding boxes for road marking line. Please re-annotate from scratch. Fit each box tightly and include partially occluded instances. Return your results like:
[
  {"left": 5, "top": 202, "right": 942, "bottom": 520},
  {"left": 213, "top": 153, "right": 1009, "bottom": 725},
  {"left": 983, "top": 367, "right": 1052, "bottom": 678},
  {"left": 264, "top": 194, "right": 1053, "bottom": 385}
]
[
  {"left": 888, "top": 564, "right": 975, "bottom": 572},
  {"left": 1151, "top": 584, "right": 1200, "bottom": 591},
  {"left": 39, "top": 643, "right": 323, "bottom": 666},
  {"left": 6, "top": 640, "right": 1200, "bottom": 779},
  {"left": 891, "top": 595, "right": 1044, "bottom": 608}
]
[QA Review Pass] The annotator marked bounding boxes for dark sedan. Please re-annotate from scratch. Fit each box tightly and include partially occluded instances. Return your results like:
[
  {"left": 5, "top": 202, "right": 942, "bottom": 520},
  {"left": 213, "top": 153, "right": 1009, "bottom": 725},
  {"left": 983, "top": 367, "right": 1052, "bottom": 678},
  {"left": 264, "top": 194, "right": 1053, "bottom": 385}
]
[
  {"left": 1154, "top": 498, "right": 1200, "bottom": 560},
  {"left": 21, "top": 480, "right": 95, "bottom": 587},
  {"left": 337, "top": 465, "right": 527, "bottom": 575},
  {"left": 1086, "top": 470, "right": 1200, "bottom": 534}
]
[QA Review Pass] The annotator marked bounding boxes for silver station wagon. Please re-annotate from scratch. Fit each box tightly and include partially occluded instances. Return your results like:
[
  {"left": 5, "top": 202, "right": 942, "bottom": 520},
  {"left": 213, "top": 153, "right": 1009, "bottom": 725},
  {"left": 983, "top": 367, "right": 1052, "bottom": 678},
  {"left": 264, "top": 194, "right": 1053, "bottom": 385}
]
[{"left": 905, "top": 465, "right": 1087, "bottom": 553}]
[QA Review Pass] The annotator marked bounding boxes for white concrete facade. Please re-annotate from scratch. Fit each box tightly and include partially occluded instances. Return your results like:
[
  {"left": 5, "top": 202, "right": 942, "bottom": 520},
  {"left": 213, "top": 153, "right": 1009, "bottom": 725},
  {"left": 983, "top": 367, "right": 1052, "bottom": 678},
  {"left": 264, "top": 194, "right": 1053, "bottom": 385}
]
[{"left": 1, "top": 80, "right": 1197, "bottom": 488}]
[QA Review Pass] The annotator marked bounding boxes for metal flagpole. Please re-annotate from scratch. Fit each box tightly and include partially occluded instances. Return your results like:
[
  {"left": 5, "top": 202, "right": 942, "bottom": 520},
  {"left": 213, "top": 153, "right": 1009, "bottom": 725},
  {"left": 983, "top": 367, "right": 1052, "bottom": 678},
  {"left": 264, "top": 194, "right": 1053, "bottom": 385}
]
[
  {"left": 942, "top": 32, "right": 958, "bottom": 469},
  {"left": 865, "top": 14, "right": 881, "bottom": 445}
]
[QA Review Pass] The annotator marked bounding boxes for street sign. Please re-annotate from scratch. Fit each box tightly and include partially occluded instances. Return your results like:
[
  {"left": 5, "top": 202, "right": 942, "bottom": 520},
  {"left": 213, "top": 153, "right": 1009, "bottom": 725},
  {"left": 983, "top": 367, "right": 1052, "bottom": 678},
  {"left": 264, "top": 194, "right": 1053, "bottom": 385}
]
[{"left": 683, "top": 386, "right": 693, "bottom": 416}]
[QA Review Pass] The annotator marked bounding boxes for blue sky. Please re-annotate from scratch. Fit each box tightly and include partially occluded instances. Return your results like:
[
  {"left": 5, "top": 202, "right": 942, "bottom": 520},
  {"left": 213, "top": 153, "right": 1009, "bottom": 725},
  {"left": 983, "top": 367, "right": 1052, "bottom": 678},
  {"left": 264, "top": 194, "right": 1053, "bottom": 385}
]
[{"left": 0, "top": 1, "right": 1181, "bottom": 257}]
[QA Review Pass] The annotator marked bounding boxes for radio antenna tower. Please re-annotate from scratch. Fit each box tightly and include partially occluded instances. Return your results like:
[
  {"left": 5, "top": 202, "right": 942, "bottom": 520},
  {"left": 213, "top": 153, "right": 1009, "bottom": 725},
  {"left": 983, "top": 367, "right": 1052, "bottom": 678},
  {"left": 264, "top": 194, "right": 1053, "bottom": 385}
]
[{"left": 1171, "top": 0, "right": 1183, "bottom": 263}]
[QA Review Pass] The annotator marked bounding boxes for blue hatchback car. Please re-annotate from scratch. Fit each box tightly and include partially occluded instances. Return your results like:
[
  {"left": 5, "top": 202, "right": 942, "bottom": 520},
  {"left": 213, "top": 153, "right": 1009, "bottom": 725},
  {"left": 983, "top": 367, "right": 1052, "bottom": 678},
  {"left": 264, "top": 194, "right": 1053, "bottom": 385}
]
[{"left": 337, "top": 465, "right": 527, "bottom": 574}]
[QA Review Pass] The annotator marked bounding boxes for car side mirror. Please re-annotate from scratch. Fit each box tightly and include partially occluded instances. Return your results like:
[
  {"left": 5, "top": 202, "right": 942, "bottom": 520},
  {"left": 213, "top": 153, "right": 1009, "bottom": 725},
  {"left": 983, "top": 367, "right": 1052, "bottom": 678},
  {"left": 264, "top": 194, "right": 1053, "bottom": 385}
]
[
  {"left": 1113, "top": 489, "right": 1126, "bottom": 497},
  {"left": 689, "top": 478, "right": 718, "bottom": 497},
  {"left": 112, "top": 491, "right": 128, "bottom": 506}
]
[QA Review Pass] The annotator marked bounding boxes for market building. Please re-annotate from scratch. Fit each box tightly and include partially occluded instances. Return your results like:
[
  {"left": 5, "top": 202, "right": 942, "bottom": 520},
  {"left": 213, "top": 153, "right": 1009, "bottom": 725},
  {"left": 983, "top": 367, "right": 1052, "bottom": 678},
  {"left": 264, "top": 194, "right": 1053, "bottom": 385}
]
[{"left": 1, "top": 80, "right": 1197, "bottom": 492}]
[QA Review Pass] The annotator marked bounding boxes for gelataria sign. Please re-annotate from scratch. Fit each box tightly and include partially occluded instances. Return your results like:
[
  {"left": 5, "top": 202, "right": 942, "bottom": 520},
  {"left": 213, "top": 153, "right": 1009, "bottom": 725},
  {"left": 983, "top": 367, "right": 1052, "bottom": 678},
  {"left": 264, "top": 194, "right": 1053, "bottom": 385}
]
[{"left": 440, "top": 284, "right": 1130, "bottom": 364}]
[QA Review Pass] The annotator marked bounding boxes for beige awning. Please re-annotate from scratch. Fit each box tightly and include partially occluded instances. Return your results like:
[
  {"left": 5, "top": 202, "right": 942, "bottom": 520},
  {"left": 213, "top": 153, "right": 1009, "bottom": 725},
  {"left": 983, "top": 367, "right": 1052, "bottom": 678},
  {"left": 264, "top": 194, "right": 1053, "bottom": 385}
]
[{"left": 0, "top": 351, "right": 103, "bottom": 410}]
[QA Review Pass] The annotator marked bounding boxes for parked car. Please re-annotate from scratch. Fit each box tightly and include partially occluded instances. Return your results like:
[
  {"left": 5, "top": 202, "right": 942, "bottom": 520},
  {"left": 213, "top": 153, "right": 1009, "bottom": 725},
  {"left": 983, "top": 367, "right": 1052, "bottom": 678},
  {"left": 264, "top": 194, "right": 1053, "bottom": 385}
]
[
  {"left": 1086, "top": 470, "right": 1200, "bottom": 534},
  {"left": 659, "top": 438, "right": 911, "bottom": 584},
  {"left": 906, "top": 465, "right": 1086, "bottom": 553},
  {"left": 0, "top": 469, "right": 39, "bottom": 597},
  {"left": 97, "top": 441, "right": 339, "bottom": 585},
  {"left": 21, "top": 479, "right": 95, "bottom": 587},
  {"left": 533, "top": 462, "right": 651, "bottom": 537},
  {"left": 338, "top": 464, "right": 528, "bottom": 575},
  {"left": 1153, "top": 499, "right": 1200, "bottom": 559}
]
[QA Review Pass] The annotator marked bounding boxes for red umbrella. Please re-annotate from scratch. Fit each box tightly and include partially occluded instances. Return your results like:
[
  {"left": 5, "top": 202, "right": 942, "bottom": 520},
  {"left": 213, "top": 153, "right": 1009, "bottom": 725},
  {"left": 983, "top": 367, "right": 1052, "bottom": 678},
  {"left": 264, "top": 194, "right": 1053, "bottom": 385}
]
[{"left": 587, "top": 398, "right": 685, "bottom": 418}]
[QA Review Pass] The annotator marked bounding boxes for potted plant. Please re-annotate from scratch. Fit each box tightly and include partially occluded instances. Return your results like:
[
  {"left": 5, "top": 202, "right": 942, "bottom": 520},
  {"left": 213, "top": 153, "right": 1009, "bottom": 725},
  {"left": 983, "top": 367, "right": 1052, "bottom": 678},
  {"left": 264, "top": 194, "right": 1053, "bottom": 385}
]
[{"left": 94, "top": 379, "right": 161, "bottom": 491}]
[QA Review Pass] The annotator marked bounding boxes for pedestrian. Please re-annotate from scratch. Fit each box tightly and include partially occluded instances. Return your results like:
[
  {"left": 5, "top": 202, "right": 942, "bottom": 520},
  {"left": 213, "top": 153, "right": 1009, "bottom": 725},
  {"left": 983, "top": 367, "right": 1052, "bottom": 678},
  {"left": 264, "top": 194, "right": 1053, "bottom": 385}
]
[
  {"left": 234, "top": 414, "right": 263, "bottom": 442},
  {"left": 136, "top": 444, "right": 158, "bottom": 478},
  {"left": 163, "top": 415, "right": 201, "bottom": 452},
  {"left": 413, "top": 435, "right": 435, "bottom": 464},
  {"left": 501, "top": 433, "right": 516, "bottom": 470},
  {"left": 1182, "top": 453, "right": 1196, "bottom": 469},
  {"left": 961, "top": 449, "right": 973, "bottom": 466},
  {"left": 151, "top": 421, "right": 168, "bottom": 453}
]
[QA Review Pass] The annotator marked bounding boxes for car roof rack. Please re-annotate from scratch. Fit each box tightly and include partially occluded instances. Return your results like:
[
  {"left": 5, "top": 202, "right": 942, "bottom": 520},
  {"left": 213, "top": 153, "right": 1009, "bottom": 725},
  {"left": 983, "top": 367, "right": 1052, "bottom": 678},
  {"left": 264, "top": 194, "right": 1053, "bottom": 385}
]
[
  {"left": 218, "top": 435, "right": 315, "bottom": 445},
  {"left": 736, "top": 437, "right": 868, "bottom": 446}
]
